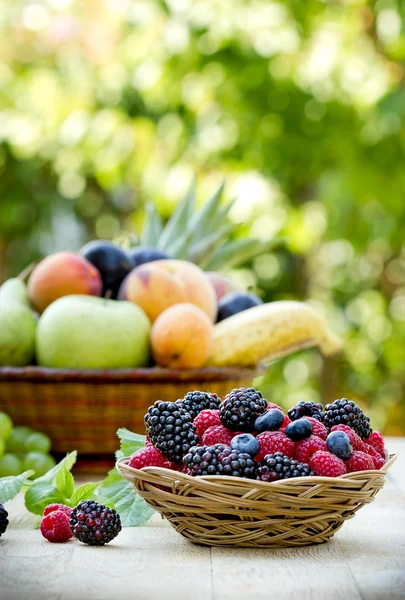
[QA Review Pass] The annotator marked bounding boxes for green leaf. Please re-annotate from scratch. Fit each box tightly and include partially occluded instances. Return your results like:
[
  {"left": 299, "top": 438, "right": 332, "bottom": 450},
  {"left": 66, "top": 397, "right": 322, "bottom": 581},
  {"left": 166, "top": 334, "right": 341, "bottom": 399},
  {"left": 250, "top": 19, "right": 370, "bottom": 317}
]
[
  {"left": 97, "top": 468, "right": 154, "bottom": 527},
  {"left": 165, "top": 229, "right": 193, "bottom": 259},
  {"left": 204, "top": 238, "right": 280, "bottom": 271},
  {"left": 189, "top": 181, "right": 225, "bottom": 241},
  {"left": 157, "top": 178, "right": 196, "bottom": 252},
  {"left": 116, "top": 428, "right": 146, "bottom": 456},
  {"left": 190, "top": 223, "right": 234, "bottom": 267},
  {"left": 141, "top": 202, "right": 163, "bottom": 246},
  {"left": 0, "top": 471, "right": 35, "bottom": 504},
  {"left": 70, "top": 482, "right": 100, "bottom": 506},
  {"left": 56, "top": 468, "right": 75, "bottom": 499}
]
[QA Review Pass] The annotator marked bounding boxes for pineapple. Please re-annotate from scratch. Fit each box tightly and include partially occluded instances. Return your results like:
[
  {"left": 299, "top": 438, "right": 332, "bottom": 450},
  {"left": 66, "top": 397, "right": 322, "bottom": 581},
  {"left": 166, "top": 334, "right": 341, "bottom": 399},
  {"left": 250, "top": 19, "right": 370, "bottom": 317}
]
[{"left": 129, "top": 180, "right": 280, "bottom": 271}]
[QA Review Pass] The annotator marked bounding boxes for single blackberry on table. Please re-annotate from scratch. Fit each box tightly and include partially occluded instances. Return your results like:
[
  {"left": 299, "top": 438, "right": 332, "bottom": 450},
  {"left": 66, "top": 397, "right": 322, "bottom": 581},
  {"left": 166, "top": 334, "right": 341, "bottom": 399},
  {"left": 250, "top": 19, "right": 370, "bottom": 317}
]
[
  {"left": 323, "top": 398, "right": 372, "bottom": 440},
  {"left": 219, "top": 387, "right": 267, "bottom": 432},
  {"left": 176, "top": 391, "right": 221, "bottom": 421},
  {"left": 183, "top": 444, "right": 258, "bottom": 479},
  {"left": 145, "top": 400, "right": 200, "bottom": 464},
  {"left": 70, "top": 500, "right": 121, "bottom": 546},
  {"left": 257, "top": 452, "right": 314, "bottom": 482},
  {"left": 0, "top": 504, "right": 9, "bottom": 538},
  {"left": 288, "top": 400, "right": 324, "bottom": 422}
]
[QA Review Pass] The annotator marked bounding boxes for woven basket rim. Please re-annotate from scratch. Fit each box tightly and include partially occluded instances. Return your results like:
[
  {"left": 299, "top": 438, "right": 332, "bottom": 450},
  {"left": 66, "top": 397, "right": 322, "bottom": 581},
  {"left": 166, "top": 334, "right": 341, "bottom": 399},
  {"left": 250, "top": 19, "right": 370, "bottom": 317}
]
[
  {"left": 0, "top": 365, "right": 264, "bottom": 383},
  {"left": 116, "top": 453, "right": 398, "bottom": 487}
]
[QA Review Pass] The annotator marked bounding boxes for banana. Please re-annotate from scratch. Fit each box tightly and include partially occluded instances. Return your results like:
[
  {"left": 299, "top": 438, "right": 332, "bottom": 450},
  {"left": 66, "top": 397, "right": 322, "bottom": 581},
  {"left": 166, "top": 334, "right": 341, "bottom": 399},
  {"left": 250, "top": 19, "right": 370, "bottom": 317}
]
[{"left": 208, "top": 301, "right": 342, "bottom": 367}]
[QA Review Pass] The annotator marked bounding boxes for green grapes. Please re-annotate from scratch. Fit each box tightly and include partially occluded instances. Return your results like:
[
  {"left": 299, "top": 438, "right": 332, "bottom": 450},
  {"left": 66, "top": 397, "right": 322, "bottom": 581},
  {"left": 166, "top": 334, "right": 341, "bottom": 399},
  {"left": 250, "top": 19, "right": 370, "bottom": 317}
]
[
  {"left": 0, "top": 437, "right": 5, "bottom": 458},
  {"left": 0, "top": 453, "right": 23, "bottom": 477},
  {"left": 0, "top": 412, "right": 13, "bottom": 441},
  {"left": 5, "top": 426, "right": 34, "bottom": 453},
  {"left": 23, "top": 452, "right": 56, "bottom": 478},
  {"left": 26, "top": 432, "right": 51, "bottom": 454}
]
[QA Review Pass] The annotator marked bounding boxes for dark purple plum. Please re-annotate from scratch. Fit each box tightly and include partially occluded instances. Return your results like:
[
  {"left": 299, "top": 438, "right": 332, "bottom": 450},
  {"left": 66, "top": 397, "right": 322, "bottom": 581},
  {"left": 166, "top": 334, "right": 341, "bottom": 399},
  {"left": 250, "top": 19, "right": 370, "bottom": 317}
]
[
  {"left": 80, "top": 240, "right": 132, "bottom": 297},
  {"left": 217, "top": 291, "right": 263, "bottom": 322},
  {"left": 127, "top": 246, "right": 170, "bottom": 269}
]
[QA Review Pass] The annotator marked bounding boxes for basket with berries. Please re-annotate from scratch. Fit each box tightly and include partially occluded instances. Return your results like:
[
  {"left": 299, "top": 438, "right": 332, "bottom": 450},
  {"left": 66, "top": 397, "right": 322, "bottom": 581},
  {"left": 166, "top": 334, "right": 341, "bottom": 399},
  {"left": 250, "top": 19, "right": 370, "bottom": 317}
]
[{"left": 117, "top": 388, "right": 397, "bottom": 548}]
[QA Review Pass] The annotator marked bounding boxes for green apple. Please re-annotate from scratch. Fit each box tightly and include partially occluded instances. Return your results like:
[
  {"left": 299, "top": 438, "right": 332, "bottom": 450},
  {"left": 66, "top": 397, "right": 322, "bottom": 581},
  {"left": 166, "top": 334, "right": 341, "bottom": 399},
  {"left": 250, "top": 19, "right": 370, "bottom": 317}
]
[
  {"left": 0, "top": 304, "right": 37, "bottom": 366},
  {"left": 0, "top": 278, "right": 31, "bottom": 307},
  {"left": 36, "top": 295, "right": 151, "bottom": 369}
]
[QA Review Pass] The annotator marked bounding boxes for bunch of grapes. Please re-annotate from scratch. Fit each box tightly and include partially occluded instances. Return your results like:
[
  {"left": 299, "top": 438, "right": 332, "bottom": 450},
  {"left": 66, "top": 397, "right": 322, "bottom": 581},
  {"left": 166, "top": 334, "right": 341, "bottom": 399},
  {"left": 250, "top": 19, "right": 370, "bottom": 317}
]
[{"left": 0, "top": 412, "right": 55, "bottom": 478}]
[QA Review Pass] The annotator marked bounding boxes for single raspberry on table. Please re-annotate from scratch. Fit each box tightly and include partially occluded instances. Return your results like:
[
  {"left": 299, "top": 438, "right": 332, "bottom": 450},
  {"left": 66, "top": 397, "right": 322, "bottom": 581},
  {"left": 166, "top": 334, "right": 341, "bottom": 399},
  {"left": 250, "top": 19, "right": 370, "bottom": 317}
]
[
  {"left": 40, "top": 510, "right": 73, "bottom": 543},
  {"left": 202, "top": 425, "right": 238, "bottom": 446},
  {"left": 304, "top": 417, "right": 328, "bottom": 440},
  {"left": 129, "top": 445, "right": 169, "bottom": 469},
  {"left": 193, "top": 409, "right": 221, "bottom": 438},
  {"left": 43, "top": 504, "right": 72, "bottom": 519},
  {"left": 310, "top": 451, "right": 347, "bottom": 477},
  {"left": 365, "top": 431, "right": 385, "bottom": 458},
  {"left": 294, "top": 435, "right": 328, "bottom": 463},
  {"left": 345, "top": 450, "right": 374, "bottom": 473},
  {"left": 330, "top": 424, "right": 364, "bottom": 451},
  {"left": 255, "top": 431, "right": 294, "bottom": 462},
  {"left": 363, "top": 444, "right": 385, "bottom": 469}
]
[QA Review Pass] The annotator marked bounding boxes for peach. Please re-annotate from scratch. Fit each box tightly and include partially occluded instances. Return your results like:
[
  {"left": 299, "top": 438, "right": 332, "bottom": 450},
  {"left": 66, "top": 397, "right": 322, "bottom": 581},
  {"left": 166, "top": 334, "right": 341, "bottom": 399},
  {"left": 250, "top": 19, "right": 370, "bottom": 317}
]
[
  {"left": 28, "top": 252, "right": 102, "bottom": 313},
  {"left": 206, "top": 272, "right": 241, "bottom": 302},
  {"left": 118, "top": 259, "right": 217, "bottom": 322},
  {"left": 151, "top": 303, "right": 213, "bottom": 368}
]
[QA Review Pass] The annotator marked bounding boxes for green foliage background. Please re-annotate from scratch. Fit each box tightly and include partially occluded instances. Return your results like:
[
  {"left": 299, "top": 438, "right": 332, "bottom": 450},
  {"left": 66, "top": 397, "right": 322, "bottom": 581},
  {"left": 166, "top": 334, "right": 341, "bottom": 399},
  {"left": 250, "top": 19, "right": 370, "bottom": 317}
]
[{"left": 1, "top": 0, "right": 404, "bottom": 433}]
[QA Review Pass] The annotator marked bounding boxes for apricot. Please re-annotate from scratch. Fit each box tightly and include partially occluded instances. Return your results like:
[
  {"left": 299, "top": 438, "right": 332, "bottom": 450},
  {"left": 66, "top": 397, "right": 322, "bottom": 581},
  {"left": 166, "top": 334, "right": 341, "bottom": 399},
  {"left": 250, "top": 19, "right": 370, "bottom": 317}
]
[
  {"left": 118, "top": 259, "right": 217, "bottom": 323},
  {"left": 28, "top": 252, "right": 102, "bottom": 313},
  {"left": 206, "top": 272, "right": 241, "bottom": 302},
  {"left": 151, "top": 303, "right": 214, "bottom": 368}
]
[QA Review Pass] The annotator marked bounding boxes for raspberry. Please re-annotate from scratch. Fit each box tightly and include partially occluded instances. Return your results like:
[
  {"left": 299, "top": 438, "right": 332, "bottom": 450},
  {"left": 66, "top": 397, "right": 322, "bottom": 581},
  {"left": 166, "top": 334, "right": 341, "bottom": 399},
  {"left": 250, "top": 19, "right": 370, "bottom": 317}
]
[
  {"left": 345, "top": 450, "right": 374, "bottom": 473},
  {"left": 40, "top": 511, "right": 73, "bottom": 543},
  {"left": 330, "top": 424, "right": 364, "bottom": 451},
  {"left": 256, "top": 431, "right": 294, "bottom": 462},
  {"left": 279, "top": 415, "right": 291, "bottom": 431},
  {"left": 304, "top": 417, "right": 328, "bottom": 440},
  {"left": 43, "top": 504, "right": 72, "bottom": 519},
  {"left": 202, "top": 425, "right": 237, "bottom": 446},
  {"left": 310, "top": 451, "right": 347, "bottom": 477},
  {"left": 366, "top": 431, "right": 385, "bottom": 458},
  {"left": 129, "top": 446, "right": 169, "bottom": 469},
  {"left": 266, "top": 402, "right": 284, "bottom": 413},
  {"left": 294, "top": 435, "right": 328, "bottom": 463},
  {"left": 194, "top": 410, "right": 221, "bottom": 438},
  {"left": 363, "top": 444, "right": 385, "bottom": 469}
]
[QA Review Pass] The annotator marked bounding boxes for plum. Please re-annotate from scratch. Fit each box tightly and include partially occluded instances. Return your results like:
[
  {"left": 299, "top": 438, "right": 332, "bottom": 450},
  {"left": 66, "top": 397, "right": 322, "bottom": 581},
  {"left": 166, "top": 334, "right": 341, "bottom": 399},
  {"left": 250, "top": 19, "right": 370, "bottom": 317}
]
[
  {"left": 127, "top": 246, "right": 170, "bottom": 269},
  {"left": 217, "top": 291, "right": 263, "bottom": 322},
  {"left": 80, "top": 240, "right": 132, "bottom": 297}
]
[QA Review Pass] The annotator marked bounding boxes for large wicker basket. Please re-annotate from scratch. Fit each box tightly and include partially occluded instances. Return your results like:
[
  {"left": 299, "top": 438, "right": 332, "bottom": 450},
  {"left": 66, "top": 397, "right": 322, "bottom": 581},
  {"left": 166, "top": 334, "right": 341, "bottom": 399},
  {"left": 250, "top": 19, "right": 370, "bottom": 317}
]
[
  {"left": 116, "top": 453, "right": 398, "bottom": 548},
  {"left": 0, "top": 366, "right": 261, "bottom": 454}
]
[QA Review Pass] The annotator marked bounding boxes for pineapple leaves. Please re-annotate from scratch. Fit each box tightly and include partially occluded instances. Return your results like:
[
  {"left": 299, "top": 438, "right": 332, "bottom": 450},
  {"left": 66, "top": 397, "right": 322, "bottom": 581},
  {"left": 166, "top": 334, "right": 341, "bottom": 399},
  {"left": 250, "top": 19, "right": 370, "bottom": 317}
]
[
  {"left": 204, "top": 239, "right": 280, "bottom": 271},
  {"left": 157, "top": 178, "right": 196, "bottom": 253},
  {"left": 189, "top": 181, "right": 225, "bottom": 242},
  {"left": 141, "top": 202, "right": 163, "bottom": 246}
]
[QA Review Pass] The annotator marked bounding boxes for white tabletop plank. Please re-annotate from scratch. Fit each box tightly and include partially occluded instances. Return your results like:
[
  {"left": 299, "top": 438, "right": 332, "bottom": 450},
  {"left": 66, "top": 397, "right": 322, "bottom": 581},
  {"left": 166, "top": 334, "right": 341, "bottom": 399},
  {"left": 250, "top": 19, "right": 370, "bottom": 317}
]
[{"left": 1, "top": 437, "right": 404, "bottom": 600}]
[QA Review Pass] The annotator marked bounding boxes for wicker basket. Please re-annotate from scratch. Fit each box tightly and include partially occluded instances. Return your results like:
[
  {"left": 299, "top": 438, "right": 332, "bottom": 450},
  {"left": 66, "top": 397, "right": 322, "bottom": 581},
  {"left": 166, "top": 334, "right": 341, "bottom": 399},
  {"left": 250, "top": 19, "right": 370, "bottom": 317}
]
[
  {"left": 0, "top": 366, "right": 261, "bottom": 454},
  {"left": 116, "top": 453, "right": 398, "bottom": 548}
]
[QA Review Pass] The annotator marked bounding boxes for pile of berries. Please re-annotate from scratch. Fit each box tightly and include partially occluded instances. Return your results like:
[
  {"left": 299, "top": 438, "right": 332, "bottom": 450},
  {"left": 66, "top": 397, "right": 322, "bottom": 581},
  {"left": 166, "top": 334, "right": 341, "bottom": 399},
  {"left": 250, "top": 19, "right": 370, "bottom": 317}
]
[{"left": 130, "top": 389, "right": 387, "bottom": 481}]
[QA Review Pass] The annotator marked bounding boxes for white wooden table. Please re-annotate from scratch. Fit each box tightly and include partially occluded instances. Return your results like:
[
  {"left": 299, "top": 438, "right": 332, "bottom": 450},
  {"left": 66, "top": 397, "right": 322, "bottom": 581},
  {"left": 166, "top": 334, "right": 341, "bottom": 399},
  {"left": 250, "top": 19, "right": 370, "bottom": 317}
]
[{"left": 1, "top": 438, "right": 404, "bottom": 600}]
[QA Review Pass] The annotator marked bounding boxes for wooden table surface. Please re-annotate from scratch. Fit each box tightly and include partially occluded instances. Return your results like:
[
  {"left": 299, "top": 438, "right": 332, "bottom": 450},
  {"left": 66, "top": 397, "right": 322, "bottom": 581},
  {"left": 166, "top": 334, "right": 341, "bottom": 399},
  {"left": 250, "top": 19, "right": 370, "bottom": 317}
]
[{"left": 1, "top": 438, "right": 405, "bottom": 600}]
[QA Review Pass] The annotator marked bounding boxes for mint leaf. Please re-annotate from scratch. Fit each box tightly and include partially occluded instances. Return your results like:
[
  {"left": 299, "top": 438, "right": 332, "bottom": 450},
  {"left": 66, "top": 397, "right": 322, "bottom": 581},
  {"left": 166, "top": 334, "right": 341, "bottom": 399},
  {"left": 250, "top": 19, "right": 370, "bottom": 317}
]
[
  {"left": 0, "top": 471, "right": 35, "bottom": 504},
  {"left": 71, "top": 482, "right": 100, "bottom": 506},
  {"left": 97, "top": 468, "right": 153, "bottom": 527},
  {"left": 56, "top": 468, "right": 75, "bottom": 499},
  {"left": 116, "top": 428, "right": 146, "bottom": 456}
]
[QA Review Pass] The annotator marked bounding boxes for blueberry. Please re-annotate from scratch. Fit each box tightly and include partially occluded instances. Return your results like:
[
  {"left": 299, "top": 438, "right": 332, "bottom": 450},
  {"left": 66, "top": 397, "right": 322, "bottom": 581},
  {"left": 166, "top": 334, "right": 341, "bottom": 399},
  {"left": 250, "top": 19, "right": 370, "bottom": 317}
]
[
  {"left": 285, "top": 419, "right": 312, "bottom": 442},
  {"left": 326, "top": 431, "right": 353, "bottom": 460},
  {"left": 230, "top": 434, "right": 260, "bottom": 457},
  {"left": 217, "top": 292, "right": 263, "bottom": 322},
  {"left": 254, "top": 409, "right": 284, "bottom": 433}
]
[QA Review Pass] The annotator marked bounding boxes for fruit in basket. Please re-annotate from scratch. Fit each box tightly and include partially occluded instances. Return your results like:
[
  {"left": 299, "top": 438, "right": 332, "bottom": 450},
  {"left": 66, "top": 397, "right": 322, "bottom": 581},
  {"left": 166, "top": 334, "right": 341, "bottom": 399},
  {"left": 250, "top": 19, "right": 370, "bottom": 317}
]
[
  {"left": 0, "top": 504, "right": 9, "bottom": 538},
  {"left": 285, "top": 418, "right": 313, "bottom": 442},
  {"left": 80, "top": 240, "right": 132, "bottom": 298},
  {"left": 294, "top": 435, "right": 328, "bottom": 463},
  {"left": 176, "top": 391, "right": 221, "bottom": 421},
  {"left": 257, "top": 452, "right": 314, "bottom": 482},
  {"left": 217, "top": 291, "right": 263, "bottom": 322},
  {"left": 303, "top": 417, "right": 328, "bottom": 440},
  {"left": 366, "top": 431, "right": 385, "bottom": 457},
  {"left": 326, "top": 431, "right": 353, "bottom": 460},
  {"left": 219, "top": 387, "right": 268, "bottom": 432},
  {"left": 36, "top": 295, "right": 151, "bottom": 369},
  {"left": 288, "top": 400, "right": 324, "bottom": 422},
  {"left": 0, "top": 412, "right": 13, "bottom": 441},
  {"left": 28, "top": 252, "right": 102, "bottom": 314},
  {"left": 0, "top": 279, "right": 37, "bottom": 367},
  {"left": 144, "top": 400, "right": 200, "bottom": 464},
  {"left": 201, "top": 424, "right": 236, "bottom": 446},
  {"left": 151, "top": 303, "right": 213, "bottom": 368},
  {"left": 193, "top": 409, "right": 222, "bottom": 438},
  {"left": 119, "top": 259, "right": 217, "bottom": 323},
  {"left": 256, "top": 431, "right": 295, "bottom": 461},
  {"left": 309, "top": 450, "right": 347, "bottom": 476},
  {"left": 208, "top": 301, "right": 343, "bottom": 367},
  {"left": 127, "top": 246, "right": 170, "bottom": 268},
  {"left": 129, "top": 446, "right": 169, "bottom": 469},
  {"left": 206, "top": 272, "right": 241, "bottom": 302},
  {"left": 70, "top": 500, "right": 122, "bottom": 545},
  {"left": 230, "top": 433, "right": 260, "bottom": 457},
  {"left": 323, "top": 398, "right": 372, "bottom": 440},
  {"left": 345, "top": 450, "right": 375, "bottom": 473},
  {"left": 254, "top": 408, "right": 284, "bottom": 433},
  {"left": 183, "top": 444, "right": 258, "bottom": 478}
]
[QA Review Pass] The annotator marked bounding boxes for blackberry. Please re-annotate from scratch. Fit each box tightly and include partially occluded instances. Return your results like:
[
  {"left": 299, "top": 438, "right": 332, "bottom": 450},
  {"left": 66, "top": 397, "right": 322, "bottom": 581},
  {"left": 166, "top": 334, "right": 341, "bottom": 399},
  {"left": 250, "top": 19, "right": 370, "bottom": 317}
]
[
  {"left": 0, "top": 504, "right": 9, "bottom": 538},
  {"left": 183, "top": 444, "right": 258, "bottom": 479},
  {"left": 176, "top": 391, "right": 221, "bottom": 421},
  {"left": 144, "top": 400, "right": 200, "bottom": 464},
  {"left": 257, "top": 452, "right": 314, "bottom": 482},
  {"left": 288, "top": 400, "right": 324, "bottom": 422},
  {"left": 323, "top": 398, "right": 372, "bottom": 440},
  {"left": 219, "top": 387, "right": 267, "bottom": 432},
  {"left": 70, "top": 500, "right": 121, "bottom": 546}
]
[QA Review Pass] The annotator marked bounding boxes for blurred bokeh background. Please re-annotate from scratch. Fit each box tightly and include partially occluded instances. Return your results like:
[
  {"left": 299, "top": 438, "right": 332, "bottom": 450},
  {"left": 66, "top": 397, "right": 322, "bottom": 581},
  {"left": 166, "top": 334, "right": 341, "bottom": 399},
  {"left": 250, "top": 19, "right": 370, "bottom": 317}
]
[{"left": 1, "top": 0, "right": 404, "bottom": 433}]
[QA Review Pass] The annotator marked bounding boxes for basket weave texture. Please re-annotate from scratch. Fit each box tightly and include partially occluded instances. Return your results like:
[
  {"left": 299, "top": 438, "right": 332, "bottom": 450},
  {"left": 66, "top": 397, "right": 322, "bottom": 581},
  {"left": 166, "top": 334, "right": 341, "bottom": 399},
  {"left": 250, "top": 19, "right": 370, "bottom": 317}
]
[
  {"left": 116, "top": 454, "right": 398, "bottom": 548},
  {"left": 0, "top": 366, "right": 260, "bottom": 454}
]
